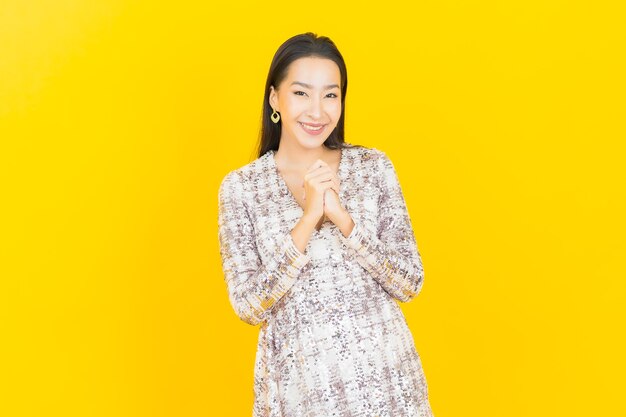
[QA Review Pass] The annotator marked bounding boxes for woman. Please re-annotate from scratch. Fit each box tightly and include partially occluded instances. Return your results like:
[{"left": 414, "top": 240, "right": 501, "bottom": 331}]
[{"left": 218, "top": 32, "right": 434, "bottom": 417}]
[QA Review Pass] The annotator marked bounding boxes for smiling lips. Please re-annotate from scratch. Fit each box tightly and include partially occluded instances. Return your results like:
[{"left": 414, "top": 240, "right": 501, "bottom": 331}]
[{"left": 299, "top": 121, "right": 327, "bottom": 135}]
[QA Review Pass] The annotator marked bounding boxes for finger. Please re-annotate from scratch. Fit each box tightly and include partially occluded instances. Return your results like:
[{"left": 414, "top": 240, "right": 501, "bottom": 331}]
[
  {"left": 320, "top": 181, "right": 337, "bottom": 194},
  {"left": 312, "top": 180, "right": 336, "bottom": 194},
  {"left": 306, "top": 166, "right": 331, "bottom": 179},
  {"left": 307, "top": 171, "right": 334, "bottom": 183},
  {"left": 304, "top": 167, "right": 328, "bottom": 182},
  {"left": 306, "top": 159, "right": 329, "bottom": 173},
  {"left": 322, "top": 177, "right": 339, "bottom": 195},
  {"left": 325, "top": 182, "right": 338, "bottom": 195}
]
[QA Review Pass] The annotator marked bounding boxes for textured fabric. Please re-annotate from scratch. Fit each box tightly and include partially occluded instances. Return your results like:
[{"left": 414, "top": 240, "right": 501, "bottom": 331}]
[{"left": 217, "top": 143, "right": 434, "bottom": 417}]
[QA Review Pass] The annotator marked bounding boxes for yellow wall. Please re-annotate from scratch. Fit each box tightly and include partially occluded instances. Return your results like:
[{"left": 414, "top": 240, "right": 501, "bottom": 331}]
[{"left": 2, "top": 1, "right": 624, "bottom": 416}]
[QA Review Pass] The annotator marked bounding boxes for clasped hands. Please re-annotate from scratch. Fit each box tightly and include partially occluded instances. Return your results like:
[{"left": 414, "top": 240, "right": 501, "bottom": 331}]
[{"left": 301, "top": 158, "right": 353, "bottom": 236}]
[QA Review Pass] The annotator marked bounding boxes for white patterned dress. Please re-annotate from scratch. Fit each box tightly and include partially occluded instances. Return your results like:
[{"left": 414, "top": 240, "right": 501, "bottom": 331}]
[{"left": 217, "top": 143, "right": 434, "bottom": 417}]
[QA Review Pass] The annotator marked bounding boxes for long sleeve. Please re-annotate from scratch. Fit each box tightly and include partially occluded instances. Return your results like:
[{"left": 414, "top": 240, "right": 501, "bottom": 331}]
[
  {"left": 217, "top": 170, "right": 311, "bottom": 326},
  {"left": 339, "top": 150, "right": 424, "bottom": 302}
]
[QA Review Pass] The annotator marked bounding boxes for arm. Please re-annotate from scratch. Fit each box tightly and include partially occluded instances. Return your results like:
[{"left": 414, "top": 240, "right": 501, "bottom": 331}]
[
  {"left": 217, "top": 171, "right": 311, "bottom": 326},
  {"left": 338, "top": 150, "right": 425, "bottom": 302}
]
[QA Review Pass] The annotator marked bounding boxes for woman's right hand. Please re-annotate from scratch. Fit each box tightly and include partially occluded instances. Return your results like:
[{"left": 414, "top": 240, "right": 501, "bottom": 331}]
[{"left": 301, "top": 159, "right": 340, "bottom": 223}]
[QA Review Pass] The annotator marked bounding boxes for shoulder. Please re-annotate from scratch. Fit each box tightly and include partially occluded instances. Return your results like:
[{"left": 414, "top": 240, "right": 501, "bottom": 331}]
[
  {"left": 344, "top": 143, "right": 392, "bottom": 167},
  {"left": 218, "top": 152, "right": 271, "bottom": 197},
  {"left": 221, "top": 152, "right": 271, "bottom": 185},
  {"left": 346, "top": 145, "right": 400, "bottom": 194}
]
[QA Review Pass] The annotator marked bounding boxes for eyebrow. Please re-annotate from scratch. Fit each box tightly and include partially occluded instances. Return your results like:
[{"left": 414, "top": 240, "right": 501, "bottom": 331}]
[{"left": 290, "top": 81, "right": 340, "bottom": 90}]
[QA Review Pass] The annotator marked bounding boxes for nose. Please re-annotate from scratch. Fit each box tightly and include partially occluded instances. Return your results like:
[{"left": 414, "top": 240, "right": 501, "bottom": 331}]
[{"left": 307, "top": 95, "right": 323, "bottom": 120}]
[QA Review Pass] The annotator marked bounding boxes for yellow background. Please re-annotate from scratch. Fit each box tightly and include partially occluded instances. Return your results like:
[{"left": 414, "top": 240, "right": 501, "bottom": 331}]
[{"left": 2, "top": 1, "right": 624, "bottom": 416}]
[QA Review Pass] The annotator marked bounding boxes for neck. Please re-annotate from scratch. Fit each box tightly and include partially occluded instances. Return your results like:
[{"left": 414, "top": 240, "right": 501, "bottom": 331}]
[{"left": 274, "top": 140, "right": 330, "bottom": 171}]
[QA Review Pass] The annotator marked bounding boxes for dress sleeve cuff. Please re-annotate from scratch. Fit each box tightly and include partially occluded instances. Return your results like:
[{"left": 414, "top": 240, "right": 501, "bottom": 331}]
[
  {"left": 281, "top": 232, "right": 311, "bottom": 269},
  {"left": 339, "top": 219, "right": 370, "bottom": 252}
]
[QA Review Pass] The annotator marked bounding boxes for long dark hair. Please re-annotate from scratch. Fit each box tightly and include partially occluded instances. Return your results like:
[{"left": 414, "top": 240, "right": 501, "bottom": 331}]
[{"left": 256, "top": 32, "right": 357, "bottom": 159}]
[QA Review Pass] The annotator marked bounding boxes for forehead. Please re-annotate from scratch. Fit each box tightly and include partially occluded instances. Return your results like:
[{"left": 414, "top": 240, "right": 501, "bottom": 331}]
[{"left": 284, "top": 56, "right": 340, "bottom": 86}]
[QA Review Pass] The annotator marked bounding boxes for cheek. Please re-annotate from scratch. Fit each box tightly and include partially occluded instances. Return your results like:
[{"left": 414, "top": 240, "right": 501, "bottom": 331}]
[
  {"left": 283, "top": 96, "right": 307, "bottom": 115},
  {"left": 326, "top": 101, "right": 342, "bottom": 119}
]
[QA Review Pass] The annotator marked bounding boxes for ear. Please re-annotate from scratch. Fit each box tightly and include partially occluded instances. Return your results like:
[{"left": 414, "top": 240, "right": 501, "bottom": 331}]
[{"left": 269, "top": 85, "right": 279, "bottom": 111}]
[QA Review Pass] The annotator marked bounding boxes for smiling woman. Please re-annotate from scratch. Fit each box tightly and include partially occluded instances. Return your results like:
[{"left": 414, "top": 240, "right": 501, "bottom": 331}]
[
  {"left": 270, "top": 57, "right": 343, "bottom": 142},
  {"left": 217, "top": 32, "right": 435, "bottom": 417}
]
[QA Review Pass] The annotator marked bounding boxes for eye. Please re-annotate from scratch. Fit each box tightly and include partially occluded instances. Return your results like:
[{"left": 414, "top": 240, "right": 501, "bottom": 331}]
[
  {"left": 294, "top": 91, "right": 306, "bottom": 96},
  {"left": 326, "top": 93, "right": 338, "bottom": 98}
]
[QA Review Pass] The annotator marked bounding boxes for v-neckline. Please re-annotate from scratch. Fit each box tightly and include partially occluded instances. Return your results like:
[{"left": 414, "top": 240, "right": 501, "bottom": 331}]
[{"left": 268, "top": 146, "right": 347, "bottom": 231}]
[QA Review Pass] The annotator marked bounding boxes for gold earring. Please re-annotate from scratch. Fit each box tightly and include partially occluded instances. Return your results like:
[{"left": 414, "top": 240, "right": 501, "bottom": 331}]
[{"left": 271, "top": 108, "right": 280, "bottom": 123}]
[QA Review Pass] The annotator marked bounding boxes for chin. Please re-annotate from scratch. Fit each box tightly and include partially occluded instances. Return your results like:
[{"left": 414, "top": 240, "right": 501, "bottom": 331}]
[{"left": 295, "top": 136, "right": 329, "bottom": 149}]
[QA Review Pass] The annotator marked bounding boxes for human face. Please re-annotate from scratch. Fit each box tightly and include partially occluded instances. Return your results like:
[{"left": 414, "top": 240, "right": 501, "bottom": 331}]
[{"left": 269, "top": 56, "right": 342, "bottom": 150}]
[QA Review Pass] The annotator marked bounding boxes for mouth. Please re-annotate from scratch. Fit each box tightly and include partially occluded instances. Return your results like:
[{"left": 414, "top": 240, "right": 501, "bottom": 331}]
[{"left": 298, "top": 121, "right": 327, "bottom": 136}]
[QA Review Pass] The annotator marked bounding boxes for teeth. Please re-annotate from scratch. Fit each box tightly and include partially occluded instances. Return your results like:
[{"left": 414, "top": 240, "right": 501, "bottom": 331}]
[{"left": 301, "top": 122, "right": 323, "bottom": 131}]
